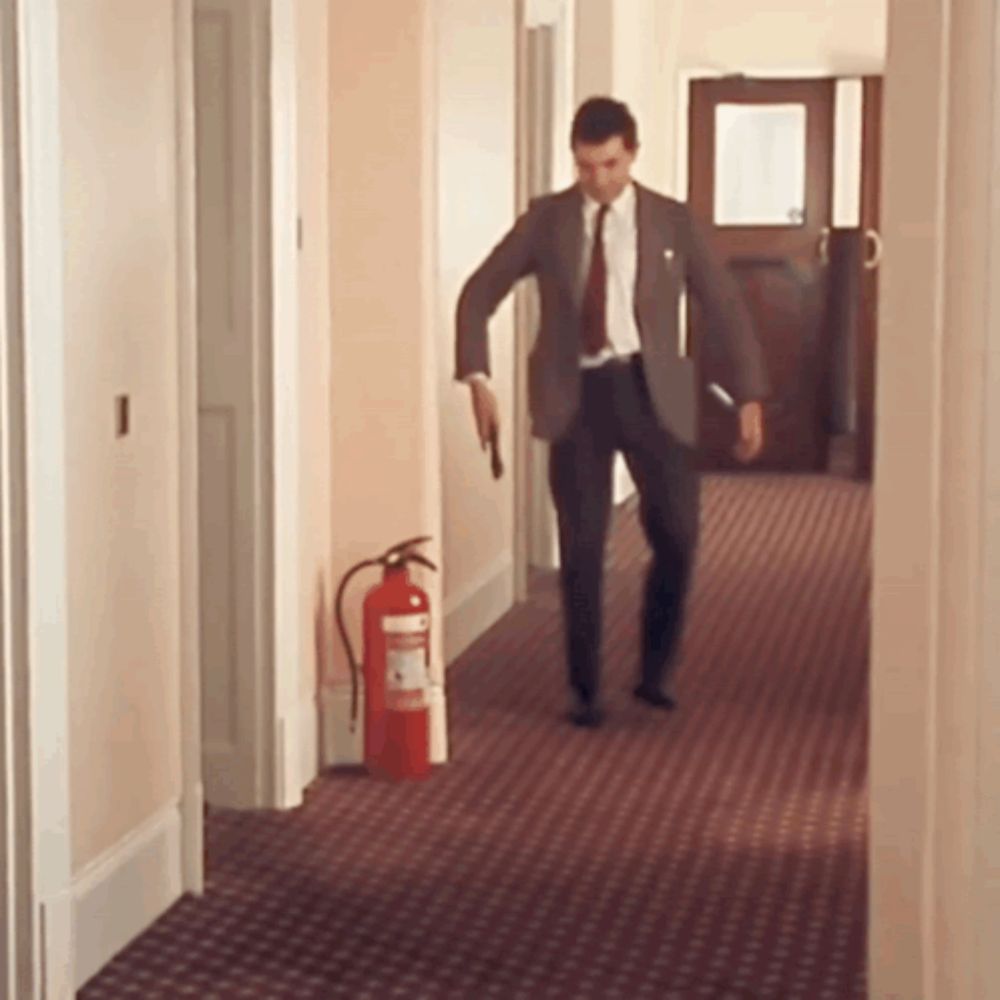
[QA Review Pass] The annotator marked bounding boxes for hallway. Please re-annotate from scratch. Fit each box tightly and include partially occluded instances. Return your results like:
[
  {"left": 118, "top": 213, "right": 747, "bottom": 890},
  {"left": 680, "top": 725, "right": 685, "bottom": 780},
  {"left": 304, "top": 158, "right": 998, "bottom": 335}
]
[{"left": 79, "top": 473, "right": 870, "bottom": 999}]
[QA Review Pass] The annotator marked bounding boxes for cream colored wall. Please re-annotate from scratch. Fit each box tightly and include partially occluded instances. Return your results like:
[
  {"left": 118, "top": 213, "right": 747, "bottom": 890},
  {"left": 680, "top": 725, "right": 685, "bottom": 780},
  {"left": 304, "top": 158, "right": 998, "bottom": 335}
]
[
  {"left": 574, "top": 0, "right": 613, "bottom": 97},
  {"left": 436, "top": 0, "right": 518, "bottom": 656},
  {"left": 296, "top": 0, "right": 333, "bottom": 764},
  {"left": 678, "top": 0, "right": 887, "bottom": 73},
  {"left": 608, "top": 0, "right": 683, "bottom": 196},
  {"left": 60, "top": 0, "right": 181, "bottom": 870},
  {"left": 327, "top": 0, "right": 444, "bottom": 687}
]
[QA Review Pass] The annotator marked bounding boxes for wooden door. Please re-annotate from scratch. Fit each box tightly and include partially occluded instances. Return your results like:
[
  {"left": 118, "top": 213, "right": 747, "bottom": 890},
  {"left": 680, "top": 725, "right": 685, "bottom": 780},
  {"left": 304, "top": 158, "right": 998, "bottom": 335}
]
[
  {"left": 688, "top": 77, "right": 836, "bottom": 472},
  {"left": 856, "top": 76, "right": 883, "bottom": 479}
]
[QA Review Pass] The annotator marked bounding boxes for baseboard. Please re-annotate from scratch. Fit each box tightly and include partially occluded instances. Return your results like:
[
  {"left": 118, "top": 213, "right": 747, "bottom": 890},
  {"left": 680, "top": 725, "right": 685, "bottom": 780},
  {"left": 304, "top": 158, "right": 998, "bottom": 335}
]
[
  {"left": 428, "top": 683, "right": 449, "bottom": 764},
  {"left": 180, "top": 782, "right": 205, "bottom": 895},
  {"left": 300, "top": 686, "right": 320, "bottom": 790},
  {"left": 40, "top": 887, "right": 74, "bottom": 1000},
  {"left": 318, "top": 682, "right": 364, "bottom": 767},
  {"left": 444, "top": 555, "right": 514, "bottom": 665},
  {"left": 73, "top": 801, "right": 182, "bottom": 990},
  {"left": 318, "top": 680, "right": 449, "bottom": 767}
]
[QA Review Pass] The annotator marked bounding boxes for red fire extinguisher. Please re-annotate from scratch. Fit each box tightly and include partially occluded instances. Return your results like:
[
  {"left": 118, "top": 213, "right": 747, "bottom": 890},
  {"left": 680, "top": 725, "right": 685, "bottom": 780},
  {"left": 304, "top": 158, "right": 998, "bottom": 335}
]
[{"left": 334, "top": 536, "right": 436, "bottom": 781}]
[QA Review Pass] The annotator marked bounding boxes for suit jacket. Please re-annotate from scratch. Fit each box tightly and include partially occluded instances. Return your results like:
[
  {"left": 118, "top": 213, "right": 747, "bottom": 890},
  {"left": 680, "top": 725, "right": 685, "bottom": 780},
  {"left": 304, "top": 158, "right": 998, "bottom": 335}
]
[{"left": 454, "top": 182, "right": 770, "bottom": 446}]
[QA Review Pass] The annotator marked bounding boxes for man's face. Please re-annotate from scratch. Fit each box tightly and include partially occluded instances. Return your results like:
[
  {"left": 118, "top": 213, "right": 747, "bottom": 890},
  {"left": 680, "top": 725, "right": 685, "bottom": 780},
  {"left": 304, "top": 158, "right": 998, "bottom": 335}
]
[{"left": 572, "top": 135, "right": 637, "bottom": 204}]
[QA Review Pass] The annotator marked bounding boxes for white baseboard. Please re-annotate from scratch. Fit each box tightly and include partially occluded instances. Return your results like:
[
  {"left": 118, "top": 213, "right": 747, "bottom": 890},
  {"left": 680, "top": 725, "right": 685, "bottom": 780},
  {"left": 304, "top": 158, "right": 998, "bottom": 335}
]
[
  {"left": 73, "top": 802, "right": 182, "bottom": 991},
  {"left": 180, "top": 782, "right": 205, "bottom": 895},
  {"left": 300, "top": 687, "right": 320, "bottom": 791},
  {"left": 40, "top": 887, "right": 74, "bottom": 1000},
  {"left": 444, "top": 555, "right": 514, "bottom": 665},
  {"left": 318, "top": 680, "right": 449, "bottom": 767},
  {"left": 428, "top": 683, "right": 448, "bottom": 764},
  {"left": 318, "top": 682, "right": 363, "bottom": 767}
]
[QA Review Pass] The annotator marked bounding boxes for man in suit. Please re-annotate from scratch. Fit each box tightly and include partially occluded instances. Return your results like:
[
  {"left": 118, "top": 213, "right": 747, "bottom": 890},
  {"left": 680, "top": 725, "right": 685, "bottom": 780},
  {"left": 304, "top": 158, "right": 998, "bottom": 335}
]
[{"left": 454, "top": 97, "right": 770, "bottom": 728}]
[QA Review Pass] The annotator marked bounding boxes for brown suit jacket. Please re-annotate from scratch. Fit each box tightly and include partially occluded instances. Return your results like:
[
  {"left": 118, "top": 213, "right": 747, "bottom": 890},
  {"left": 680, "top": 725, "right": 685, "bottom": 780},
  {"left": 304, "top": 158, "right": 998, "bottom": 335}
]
[{"left": 454, "top": 182, "right": 770, "bottom": 446}]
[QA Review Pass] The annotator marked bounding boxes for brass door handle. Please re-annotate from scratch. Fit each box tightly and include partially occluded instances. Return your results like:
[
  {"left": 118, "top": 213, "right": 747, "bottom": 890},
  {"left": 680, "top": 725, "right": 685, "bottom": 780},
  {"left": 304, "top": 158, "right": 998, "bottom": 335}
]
[{"left": 864, "top": 228, "right": 883, "bottom": 270}]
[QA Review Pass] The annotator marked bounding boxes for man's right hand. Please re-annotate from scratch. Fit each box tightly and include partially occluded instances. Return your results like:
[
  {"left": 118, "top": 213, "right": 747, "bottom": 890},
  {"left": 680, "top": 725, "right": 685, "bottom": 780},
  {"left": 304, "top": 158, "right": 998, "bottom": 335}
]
[{"left": 469, "top": 379, "right": 500, "bottom": 451}]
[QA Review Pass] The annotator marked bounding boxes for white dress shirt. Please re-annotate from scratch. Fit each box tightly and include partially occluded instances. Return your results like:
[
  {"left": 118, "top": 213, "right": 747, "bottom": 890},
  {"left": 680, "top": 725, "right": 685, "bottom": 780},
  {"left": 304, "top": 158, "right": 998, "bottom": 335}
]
[
  {"left": 465, "top": 182, "right": 641, "bottom": 387},
  {"left": 578, "top": 182, "right": 642, "bottom": 368}
]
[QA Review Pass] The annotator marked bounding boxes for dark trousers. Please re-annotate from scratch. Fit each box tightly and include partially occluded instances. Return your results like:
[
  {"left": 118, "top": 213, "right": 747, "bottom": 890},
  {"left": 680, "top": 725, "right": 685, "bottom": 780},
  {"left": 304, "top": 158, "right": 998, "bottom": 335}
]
[{"left": 548, "top": 354, "right": 701, "bottom": 705}]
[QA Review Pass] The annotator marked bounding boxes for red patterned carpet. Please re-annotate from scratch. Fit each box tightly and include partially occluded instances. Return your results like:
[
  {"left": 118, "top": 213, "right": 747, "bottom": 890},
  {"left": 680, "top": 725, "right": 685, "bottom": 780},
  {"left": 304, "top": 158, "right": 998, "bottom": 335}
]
[{"left": 79, "top": 473, "right": 870, "bottom": 1000}]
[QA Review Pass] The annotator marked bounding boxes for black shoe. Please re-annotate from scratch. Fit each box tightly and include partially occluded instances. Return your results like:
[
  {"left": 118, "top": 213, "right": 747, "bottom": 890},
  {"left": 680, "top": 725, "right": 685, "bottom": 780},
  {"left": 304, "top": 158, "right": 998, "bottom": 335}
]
[
  {"left": 568, "top": 700, "right": 604, "bottom": 728},
  {"left": 632, "top": 684, "right": 678, "bottom": 711}
]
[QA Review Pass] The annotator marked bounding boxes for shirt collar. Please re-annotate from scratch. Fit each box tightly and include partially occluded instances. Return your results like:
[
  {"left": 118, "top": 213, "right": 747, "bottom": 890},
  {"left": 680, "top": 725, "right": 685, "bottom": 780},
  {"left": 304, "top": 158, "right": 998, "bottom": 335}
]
[{"left": 582, "top": 181, "right": 636, "bottom": 220}]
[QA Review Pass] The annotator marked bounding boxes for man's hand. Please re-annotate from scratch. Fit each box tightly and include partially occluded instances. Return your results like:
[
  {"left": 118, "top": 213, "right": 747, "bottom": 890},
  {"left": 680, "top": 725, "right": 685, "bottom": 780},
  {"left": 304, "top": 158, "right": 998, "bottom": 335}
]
[
  {"left": 469, "top": 379, "right": 500, "bottom": 451},
  {"left": 732, "top": 400, "right": 764, "bottom": 463}
]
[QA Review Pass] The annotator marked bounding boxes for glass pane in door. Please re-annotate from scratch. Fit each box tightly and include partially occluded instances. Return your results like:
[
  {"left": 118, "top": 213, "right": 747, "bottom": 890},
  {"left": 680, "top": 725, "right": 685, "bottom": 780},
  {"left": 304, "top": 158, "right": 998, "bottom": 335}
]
[{"left": 713, "top": 103, "right": 808, "bottom": 227}]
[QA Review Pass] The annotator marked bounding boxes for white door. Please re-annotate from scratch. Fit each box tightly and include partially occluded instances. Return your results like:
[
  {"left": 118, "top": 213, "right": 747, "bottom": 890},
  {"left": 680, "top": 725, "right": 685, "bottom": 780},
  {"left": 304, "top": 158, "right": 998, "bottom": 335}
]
[{"left": 194, "top": 0, "right": 272, "bottom": 809}]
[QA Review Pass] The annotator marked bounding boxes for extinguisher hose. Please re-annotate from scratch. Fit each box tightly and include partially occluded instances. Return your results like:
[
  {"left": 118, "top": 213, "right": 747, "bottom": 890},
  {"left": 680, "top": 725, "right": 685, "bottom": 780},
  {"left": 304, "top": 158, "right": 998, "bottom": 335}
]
[{"left": 334, "top": 557, "right": 380, "bottom": 733}]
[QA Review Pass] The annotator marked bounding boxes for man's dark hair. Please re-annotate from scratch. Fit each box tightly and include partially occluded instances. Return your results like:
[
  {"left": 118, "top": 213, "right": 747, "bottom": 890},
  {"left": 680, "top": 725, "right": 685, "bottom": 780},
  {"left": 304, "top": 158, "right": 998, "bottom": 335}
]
[{"left": 570, "top": 97, "right": 638, "bottom": 151}]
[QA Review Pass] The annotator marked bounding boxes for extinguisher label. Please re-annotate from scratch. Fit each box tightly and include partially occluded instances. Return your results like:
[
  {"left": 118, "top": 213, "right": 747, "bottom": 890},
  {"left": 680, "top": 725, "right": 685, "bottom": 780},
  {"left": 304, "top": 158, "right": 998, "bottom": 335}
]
[
  {"left": 383, "top": 613, "right": 428, "bottom": 633},
  {"left": 383, "top": 615, "right": 429, "bottom": 711}
]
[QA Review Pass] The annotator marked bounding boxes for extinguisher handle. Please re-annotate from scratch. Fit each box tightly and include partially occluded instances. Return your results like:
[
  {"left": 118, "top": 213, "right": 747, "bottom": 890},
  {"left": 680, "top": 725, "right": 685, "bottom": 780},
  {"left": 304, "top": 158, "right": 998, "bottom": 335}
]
[
  {"left": 382, "top": 535, "right": 432, "bottom": 563},
  {"left": 402, "top": 552, "right": 437, "bottom": 573}
]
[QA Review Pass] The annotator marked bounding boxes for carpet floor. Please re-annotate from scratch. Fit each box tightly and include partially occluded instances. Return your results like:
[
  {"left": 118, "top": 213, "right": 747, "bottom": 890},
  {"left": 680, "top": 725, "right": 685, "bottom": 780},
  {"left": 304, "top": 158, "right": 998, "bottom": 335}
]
[{"left": 79, "top": 472, "right": 870, "bottom": 1000}]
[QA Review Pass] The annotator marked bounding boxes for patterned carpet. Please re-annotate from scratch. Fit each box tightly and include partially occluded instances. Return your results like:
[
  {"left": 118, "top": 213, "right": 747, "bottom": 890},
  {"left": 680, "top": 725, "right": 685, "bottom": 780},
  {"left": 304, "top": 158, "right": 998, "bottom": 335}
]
[{"left": 79, "top": 472, "right": 871, "bottom": 1000}]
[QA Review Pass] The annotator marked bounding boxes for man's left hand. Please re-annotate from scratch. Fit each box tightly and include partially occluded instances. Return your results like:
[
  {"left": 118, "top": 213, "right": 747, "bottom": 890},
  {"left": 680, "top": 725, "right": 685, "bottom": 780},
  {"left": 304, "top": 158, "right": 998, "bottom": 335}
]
[{"left": 732, "top": 401, "right": 764, "bottom": 463}]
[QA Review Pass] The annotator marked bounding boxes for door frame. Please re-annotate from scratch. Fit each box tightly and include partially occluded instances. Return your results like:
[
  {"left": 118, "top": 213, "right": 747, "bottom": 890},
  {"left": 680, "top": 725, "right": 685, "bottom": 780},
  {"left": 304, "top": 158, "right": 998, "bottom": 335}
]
[
  {"left": 175, "top": 0, "right": 205, "bottom": 890},
  {"left": 513, "top": 0, "right": 576, "bottom": 598},
  {"left": 3, "top": 0, "right": 75, "bottom": 995},
  {"left": 1, "top": 2, "right": 50, "bottom": 995},
  {"left": 182, "top": 0, "right": 304, "bottom": 820}
]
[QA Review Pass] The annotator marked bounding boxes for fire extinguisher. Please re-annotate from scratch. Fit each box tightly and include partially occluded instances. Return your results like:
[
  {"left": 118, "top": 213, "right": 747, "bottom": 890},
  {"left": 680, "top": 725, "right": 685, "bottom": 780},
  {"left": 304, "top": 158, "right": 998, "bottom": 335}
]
[{"left": 334, "top": 536, "right": 436, "bottom": 781}]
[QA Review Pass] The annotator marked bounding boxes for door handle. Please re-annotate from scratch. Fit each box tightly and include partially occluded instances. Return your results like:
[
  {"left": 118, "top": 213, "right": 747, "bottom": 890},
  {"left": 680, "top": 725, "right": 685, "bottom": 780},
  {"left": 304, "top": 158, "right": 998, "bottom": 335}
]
[
  {"left": 864, "top": 228, "right": 883, "bottom": 270},
  {"left": 818, "top": 227, "right": 831, "bottom": 266}
]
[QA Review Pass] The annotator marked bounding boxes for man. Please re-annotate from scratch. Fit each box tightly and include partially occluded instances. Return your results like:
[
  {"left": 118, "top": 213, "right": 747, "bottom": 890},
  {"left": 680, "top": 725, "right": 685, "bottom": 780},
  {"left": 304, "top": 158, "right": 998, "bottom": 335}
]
[{"left": 454, "top": 97, "right": 770, "bottom": 728}]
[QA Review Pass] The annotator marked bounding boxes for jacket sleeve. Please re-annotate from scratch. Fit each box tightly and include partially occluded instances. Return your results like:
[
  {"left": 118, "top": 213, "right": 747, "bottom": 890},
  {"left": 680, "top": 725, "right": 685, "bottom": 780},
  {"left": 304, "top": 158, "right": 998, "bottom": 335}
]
[
  {"left": 683, "top": 206, "right": 771, "bottom": 404},
  {"left": 454, "top": 200, "right": 540, "bottom": 382}
]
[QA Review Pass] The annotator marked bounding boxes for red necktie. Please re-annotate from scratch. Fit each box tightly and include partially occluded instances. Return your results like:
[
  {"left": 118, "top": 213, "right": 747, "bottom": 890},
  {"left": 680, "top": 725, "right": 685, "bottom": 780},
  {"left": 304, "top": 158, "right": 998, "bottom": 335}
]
[{"left": 580, "top": 204, "right": 610, "bottom": 356}]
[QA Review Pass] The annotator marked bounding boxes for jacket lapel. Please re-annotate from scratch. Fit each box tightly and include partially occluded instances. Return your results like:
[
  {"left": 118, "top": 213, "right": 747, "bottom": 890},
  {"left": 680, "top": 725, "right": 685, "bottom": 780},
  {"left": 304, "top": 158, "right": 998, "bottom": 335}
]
[{"left": 634, "top": 183, "right": 661, "bottom": 334}]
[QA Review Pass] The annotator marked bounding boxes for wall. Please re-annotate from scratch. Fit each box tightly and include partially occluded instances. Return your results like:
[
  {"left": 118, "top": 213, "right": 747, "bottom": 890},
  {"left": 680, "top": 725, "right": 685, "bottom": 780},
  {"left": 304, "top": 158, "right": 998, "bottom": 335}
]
[
  {"left": 677, "top": 0, "right": 887, "bottom": 74},
  {"left": 296, "top": 0, "right": 332, "bottom": 787},
  {"left": 326, "top": 0, "right": 446, "bottom": 755},
  {"left": 436, "top": 0, "right": 518, "bottom": 662},
  {"left": 608, "top": 0, "right": 682, "bottom": 195},
  {"left": 60, "top": 0, "right": 181, "bottom": 872},
  {"left": 874, "top": 0, "right": 1000, "bottom": 995}
]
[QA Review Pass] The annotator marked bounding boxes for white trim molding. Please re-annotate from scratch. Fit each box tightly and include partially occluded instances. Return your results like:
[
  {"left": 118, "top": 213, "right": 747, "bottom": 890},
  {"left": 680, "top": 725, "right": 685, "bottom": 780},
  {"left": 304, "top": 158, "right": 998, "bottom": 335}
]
[
  {"left": 972, "top": 0, "right": 1000, "bottom": 990},
  {"left": 0, "top": 3, "right": 32, "bottom": 995},
  {"left": 299, "top": 685, "right": 320, "bottom": 790},
  {"left": 318, "top": 682, "right": 363, "bottom": 768},
  {"left": 14, "top": 0, "right": 75, "bottom": 995},
  {"left": 269, "top": 0, "right": 303, "bottom": 810},
  {"left": 72, "top": 804, "right": 183, "bottom": 991},
  {"left": 173, "top": 0, "right": 205, "bottom": 898}
]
